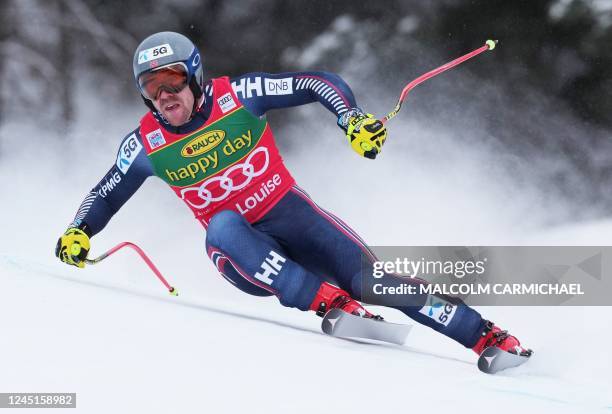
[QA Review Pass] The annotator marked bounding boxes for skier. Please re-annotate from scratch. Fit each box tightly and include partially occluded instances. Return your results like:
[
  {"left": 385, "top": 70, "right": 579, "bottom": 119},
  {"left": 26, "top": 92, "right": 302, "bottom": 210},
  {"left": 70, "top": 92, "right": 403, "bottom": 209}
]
[{"left": 55, "top": 31, "right": 530, "bottom": 360}]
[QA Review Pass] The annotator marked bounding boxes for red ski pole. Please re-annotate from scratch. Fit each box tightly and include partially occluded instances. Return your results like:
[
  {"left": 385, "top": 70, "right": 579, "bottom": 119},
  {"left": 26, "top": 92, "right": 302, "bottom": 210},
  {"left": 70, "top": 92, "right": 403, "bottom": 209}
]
[
  {"left": 382, "top": 39, "right": 498, "bottom": 124},
  {"left": 76, "top": 242, "right": 178, "bottom": 296}
]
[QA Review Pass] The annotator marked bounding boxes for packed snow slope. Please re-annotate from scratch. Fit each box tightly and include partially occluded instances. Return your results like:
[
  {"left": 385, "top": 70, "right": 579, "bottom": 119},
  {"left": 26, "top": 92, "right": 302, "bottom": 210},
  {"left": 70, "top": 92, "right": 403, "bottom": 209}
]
[
  {"left": 2, "top": 254, "right": 612, "bottom": 414},
  {"left": 1, "top": 100, "right": 611, "bottom": 413}
]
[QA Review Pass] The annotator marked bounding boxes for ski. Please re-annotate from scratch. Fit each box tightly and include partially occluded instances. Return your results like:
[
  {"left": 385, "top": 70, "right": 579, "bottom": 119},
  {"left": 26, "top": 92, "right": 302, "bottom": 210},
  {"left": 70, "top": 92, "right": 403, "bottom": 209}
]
[
  {"left": 477, "top": 346, "right": 533, "bottom": 374},
  {"left": 321, "top": 308, "right": 412, "bottom": 345}
]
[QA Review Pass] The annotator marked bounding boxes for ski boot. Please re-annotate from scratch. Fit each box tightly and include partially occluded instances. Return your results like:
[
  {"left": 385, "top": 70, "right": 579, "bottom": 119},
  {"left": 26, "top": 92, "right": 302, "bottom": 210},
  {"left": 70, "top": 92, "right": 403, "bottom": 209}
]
[
  {"left": 473, "top": 321, "right": 532, "bottom": 356},
  {"left": 309, "top": 282, "right": 382, "bottom": 319}
]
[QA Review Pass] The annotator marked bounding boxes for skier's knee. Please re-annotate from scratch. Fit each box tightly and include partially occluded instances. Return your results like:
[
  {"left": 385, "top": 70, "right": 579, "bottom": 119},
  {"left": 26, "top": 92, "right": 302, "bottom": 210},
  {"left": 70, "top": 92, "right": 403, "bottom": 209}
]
[{"left": 206, "top": 210, "right": 247, "bottom": 247}]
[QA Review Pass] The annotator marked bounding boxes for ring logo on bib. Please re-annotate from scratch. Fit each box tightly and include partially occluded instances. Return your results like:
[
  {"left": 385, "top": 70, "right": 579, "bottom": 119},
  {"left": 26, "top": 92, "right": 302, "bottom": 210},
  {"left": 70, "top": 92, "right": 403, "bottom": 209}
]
[
  {"left": 180, "top": 146, "right": 270, "bottom": 208},
  {"left": 140, "top": 76, "right": 296, "bottom": 226}
]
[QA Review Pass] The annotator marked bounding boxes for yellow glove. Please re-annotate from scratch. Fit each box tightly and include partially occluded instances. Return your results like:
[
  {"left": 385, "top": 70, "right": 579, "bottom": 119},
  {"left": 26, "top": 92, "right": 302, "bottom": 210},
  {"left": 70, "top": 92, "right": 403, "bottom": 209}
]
[
  {"left": 346, "top": 112, "right": 387, "bottom": 159},
  {"left": 55, "top": 228, "right": 90, "bottom": 268}
]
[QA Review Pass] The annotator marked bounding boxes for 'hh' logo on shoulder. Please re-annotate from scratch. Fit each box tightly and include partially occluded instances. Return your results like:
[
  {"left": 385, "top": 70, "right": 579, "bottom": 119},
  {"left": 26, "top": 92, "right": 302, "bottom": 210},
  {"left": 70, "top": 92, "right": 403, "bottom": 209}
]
[
  {"left": 217, "top": 92, "right": 237, "bottom": 114},
  {"left": 146, "top": 129, "right": 166, "bottom": 149}
]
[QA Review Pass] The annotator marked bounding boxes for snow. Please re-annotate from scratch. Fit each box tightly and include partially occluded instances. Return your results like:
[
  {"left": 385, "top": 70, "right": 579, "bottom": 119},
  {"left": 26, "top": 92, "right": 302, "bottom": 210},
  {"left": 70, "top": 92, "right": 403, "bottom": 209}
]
[{"left": 2, "top": 256, "right": 611, "bottom": 413}]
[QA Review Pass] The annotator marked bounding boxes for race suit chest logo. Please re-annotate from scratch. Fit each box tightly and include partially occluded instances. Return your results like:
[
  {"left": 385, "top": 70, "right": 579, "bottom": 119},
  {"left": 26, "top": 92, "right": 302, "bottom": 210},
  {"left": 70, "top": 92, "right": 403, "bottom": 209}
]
[
  {"left": 181, "top": 130, "right": 225, "bottom": 157},
  {"left": 146, "top": 129, "right": 166, "bottom": 149},
  {"left": 217, "top": 92, "right": 237, "bottom": 114},
  {"left": 180, "top": 146, "right": 270, "bottom": 209}
]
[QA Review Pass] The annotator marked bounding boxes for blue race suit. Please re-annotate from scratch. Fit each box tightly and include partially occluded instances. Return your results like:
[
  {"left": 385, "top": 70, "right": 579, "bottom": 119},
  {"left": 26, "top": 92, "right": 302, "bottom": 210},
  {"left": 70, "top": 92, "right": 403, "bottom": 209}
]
[{"left": 68, "top": 71, "right": 486, "bottom": 348}]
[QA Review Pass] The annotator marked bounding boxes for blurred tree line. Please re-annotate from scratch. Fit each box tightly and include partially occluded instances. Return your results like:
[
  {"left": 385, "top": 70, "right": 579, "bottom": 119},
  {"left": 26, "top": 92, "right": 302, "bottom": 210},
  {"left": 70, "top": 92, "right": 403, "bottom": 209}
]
[{"left": 1, "top": 0, "right": 610, "bottom": 133}]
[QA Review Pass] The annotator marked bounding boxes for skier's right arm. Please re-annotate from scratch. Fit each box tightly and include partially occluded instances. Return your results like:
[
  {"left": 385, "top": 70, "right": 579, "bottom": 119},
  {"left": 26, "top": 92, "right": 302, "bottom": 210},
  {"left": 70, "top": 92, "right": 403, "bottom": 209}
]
[{"left": 55, "top": 129, "right": 154, "bottom": 267}]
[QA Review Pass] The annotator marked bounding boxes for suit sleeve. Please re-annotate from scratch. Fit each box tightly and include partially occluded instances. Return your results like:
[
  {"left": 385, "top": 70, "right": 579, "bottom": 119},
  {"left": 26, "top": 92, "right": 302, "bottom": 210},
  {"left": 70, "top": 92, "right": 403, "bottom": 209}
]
[
  {"left": 69, "top": 129, "right": 154, "bottom": 237},
  {"left": 226, "top": 71, "right": 358, "bottom": 118}
]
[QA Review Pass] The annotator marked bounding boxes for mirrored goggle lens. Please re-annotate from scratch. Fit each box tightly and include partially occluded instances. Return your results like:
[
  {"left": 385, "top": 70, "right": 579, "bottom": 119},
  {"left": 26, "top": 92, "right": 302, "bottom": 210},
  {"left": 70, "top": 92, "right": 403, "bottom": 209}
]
[{"left": 138, "top": 64, "right": 188, "bottom": 100}]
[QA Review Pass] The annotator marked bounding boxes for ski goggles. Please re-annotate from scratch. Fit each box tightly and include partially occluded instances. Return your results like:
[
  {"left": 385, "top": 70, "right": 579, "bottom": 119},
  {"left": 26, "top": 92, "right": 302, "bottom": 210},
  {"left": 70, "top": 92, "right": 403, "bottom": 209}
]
[{"left": 138, "top": 63, "right": 189, "bottom": 100}]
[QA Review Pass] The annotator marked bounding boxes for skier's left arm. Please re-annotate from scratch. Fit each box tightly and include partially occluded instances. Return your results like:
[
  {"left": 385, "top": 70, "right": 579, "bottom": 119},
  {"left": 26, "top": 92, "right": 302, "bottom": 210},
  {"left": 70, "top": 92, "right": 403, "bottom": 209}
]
[{"left": 230, "top": 72, "right": 388, "bottom": 159}]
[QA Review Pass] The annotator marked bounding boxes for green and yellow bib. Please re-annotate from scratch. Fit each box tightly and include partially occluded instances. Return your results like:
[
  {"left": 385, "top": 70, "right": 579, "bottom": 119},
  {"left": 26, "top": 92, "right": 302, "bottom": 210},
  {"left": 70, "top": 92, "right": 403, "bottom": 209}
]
[{"left": 139, "top": 76, "right": 295, "bottom": 227}]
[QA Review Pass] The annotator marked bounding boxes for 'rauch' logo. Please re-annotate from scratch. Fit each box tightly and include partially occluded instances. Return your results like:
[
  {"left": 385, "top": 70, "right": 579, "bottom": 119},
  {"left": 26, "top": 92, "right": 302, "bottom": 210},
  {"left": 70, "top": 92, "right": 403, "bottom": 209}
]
[{"left": 181, "top": 130, "right": 225, "bottom": 157}]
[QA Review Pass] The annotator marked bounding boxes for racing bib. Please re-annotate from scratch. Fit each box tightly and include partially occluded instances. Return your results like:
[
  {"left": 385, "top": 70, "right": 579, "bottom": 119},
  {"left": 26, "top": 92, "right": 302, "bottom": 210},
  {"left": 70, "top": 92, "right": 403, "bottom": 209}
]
[{"left": 139, "top": 76, "right": 295, "bottom": 226}]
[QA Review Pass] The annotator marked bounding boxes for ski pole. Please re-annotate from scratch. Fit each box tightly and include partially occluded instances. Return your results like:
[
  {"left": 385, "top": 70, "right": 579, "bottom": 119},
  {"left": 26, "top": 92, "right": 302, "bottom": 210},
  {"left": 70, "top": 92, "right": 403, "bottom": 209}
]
[
  {"left": 382, "top": 39, "right": 498, "bottom": 124},
  {"left": 72, "top": 242, "right": 178, "bottom": 296}
]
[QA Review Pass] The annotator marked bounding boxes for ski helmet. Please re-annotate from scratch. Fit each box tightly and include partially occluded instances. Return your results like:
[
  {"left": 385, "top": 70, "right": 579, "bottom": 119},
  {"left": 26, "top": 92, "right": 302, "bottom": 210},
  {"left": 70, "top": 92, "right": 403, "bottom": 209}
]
[{"left": 133, "top": 31, "right": 204, "bottom": 110}]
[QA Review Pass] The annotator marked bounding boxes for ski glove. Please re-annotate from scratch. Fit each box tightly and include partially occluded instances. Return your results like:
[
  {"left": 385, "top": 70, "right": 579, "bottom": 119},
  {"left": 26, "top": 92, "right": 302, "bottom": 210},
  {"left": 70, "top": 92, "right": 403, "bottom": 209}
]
[
  {"left": 55, "top": 228, "right": 90, "bottom": 268},
  {"left": 338, "top": 108, "right": 387, "bottom": 159}
]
